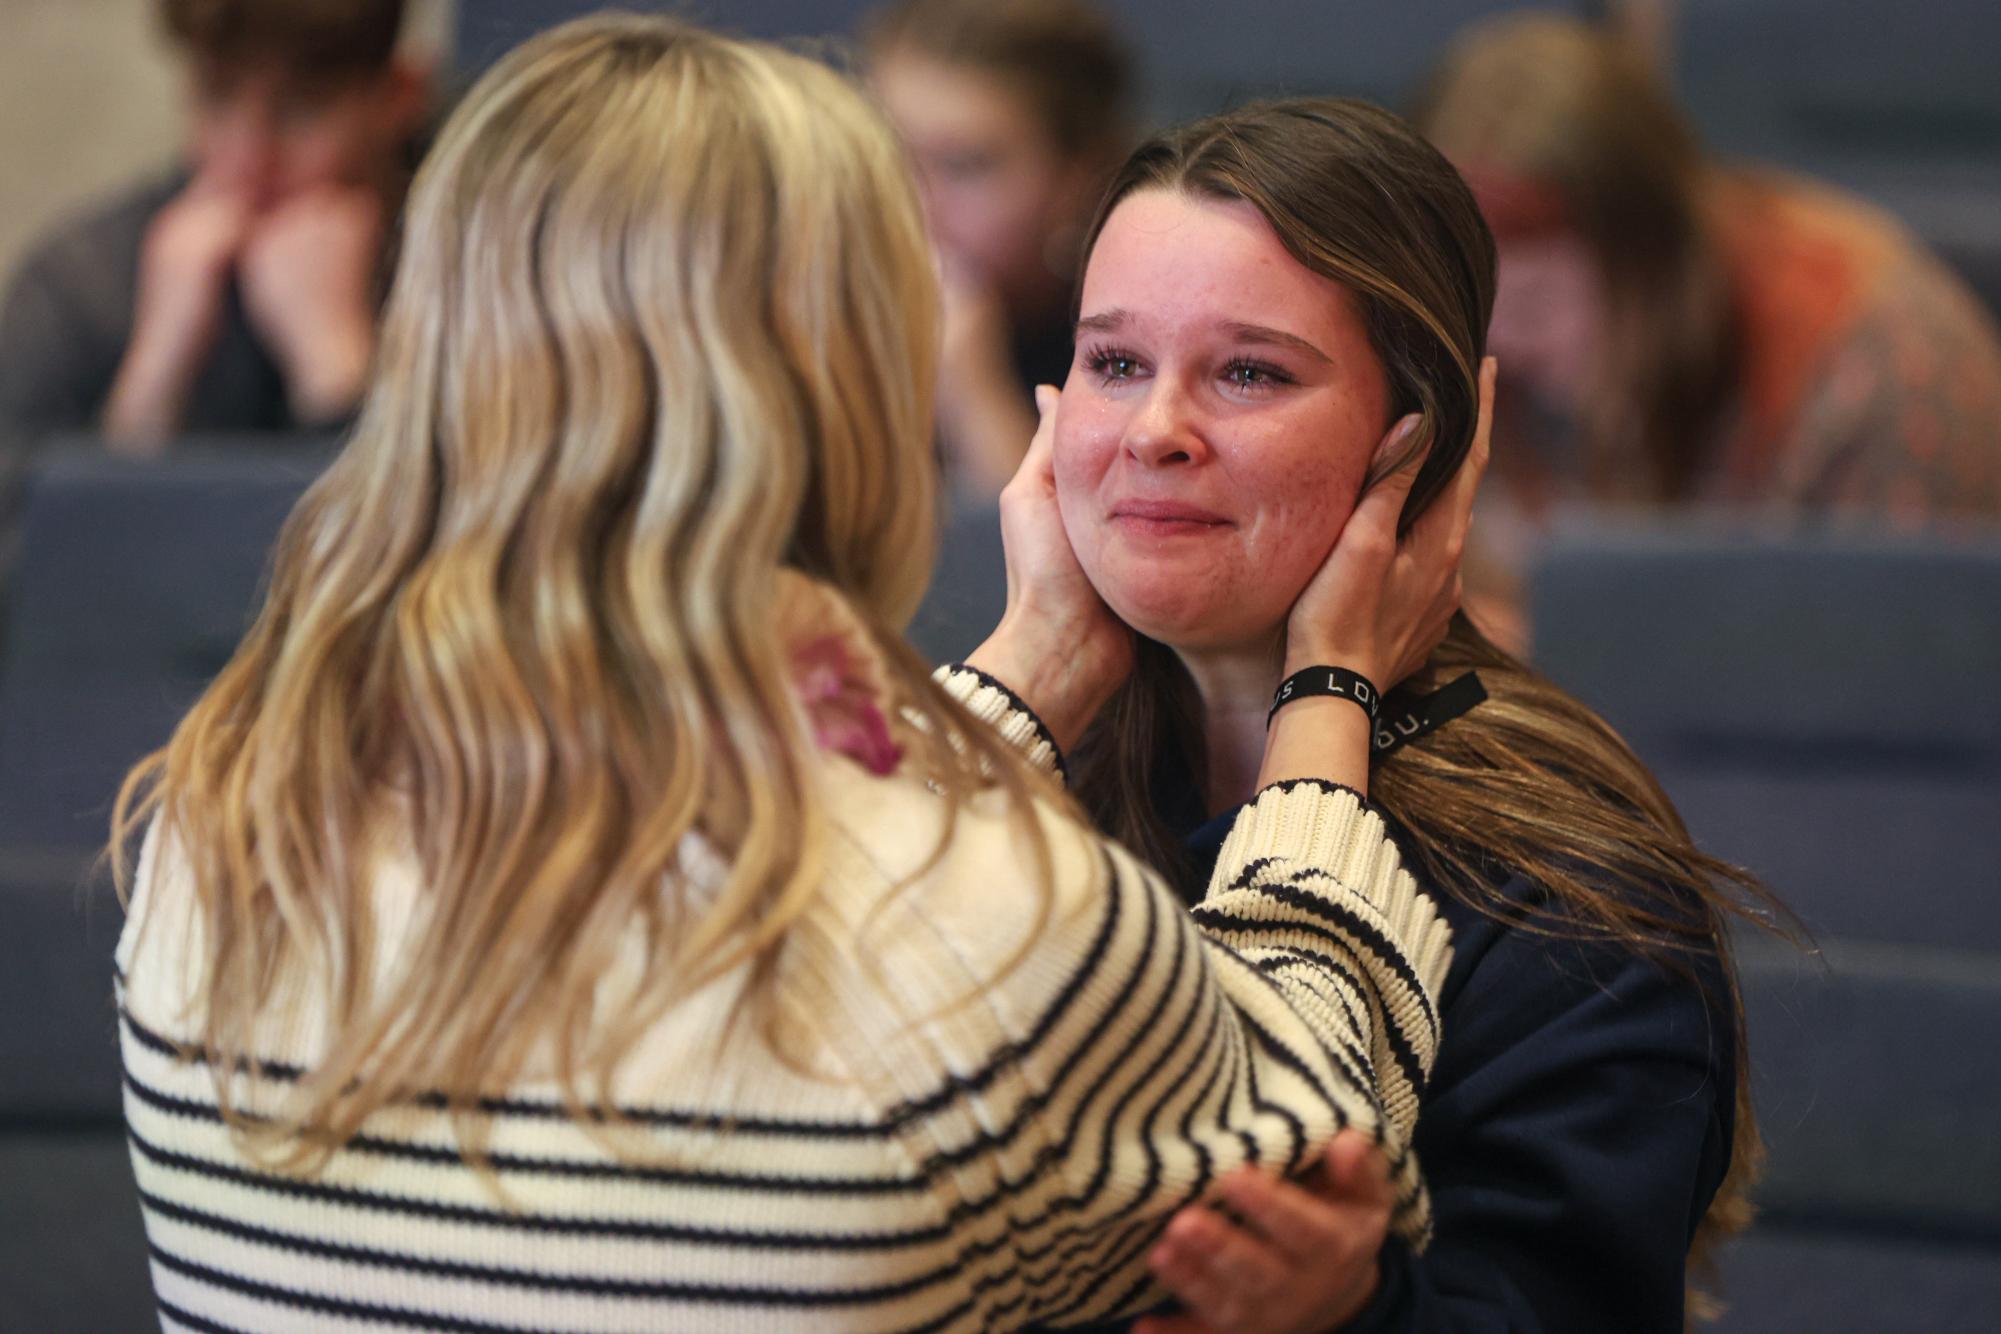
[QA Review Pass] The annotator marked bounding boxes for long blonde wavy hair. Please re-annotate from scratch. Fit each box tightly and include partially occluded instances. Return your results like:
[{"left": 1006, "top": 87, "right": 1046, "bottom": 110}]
[{"left": 112, "top": 13, "right": 1054, "bottom": 1169}]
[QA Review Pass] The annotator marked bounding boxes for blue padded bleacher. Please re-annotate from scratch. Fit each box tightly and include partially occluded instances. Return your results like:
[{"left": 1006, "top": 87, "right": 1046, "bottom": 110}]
[
  {"left": 1530, "top": 518, "right": 2001, "bottom": 1331},
  {"left": 0, "top": 848, "right": 162, "bottom": 1333},
  {"left": 1676, "top": 0, "right": 2001, "bottom": 165},
  {"left": 457, "top": 0, "right": 1564, "bottom": 128},
  {"left": 0, "top": 444, "right": 328, "bottom": 1332},
  {"left": 0, "top": 445, "right": 328, "bottom": 855},
  {"left": 906, "top": 499, "right": 1008, "bottom": 667},
  {"left": 0, "top": 444, "right": 327, "bottom": 1121},
  {"left": 1804, "top": 158, "right": 2001, "bottom": 324}
]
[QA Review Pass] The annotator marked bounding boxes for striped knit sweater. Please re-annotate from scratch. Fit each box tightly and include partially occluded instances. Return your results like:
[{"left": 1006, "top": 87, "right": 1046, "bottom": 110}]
[{"left": 116, "top": 666, "right": 1454, "bottom": 1333}]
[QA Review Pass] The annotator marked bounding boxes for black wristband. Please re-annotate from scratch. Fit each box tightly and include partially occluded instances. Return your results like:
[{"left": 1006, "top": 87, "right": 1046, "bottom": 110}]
[{"left": 1268, "top": 665, "right": 1382, "bottom": 728}]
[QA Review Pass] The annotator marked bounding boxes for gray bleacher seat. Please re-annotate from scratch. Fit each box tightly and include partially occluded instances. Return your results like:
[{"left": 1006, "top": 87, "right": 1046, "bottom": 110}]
[
  {"left": 0, "top": 444, "right": 329, "bottom": 853},
  {"left": 0, "top": 442, "right": 328, "bottom": 1332},
  {"left": 1931, "top": 228, "right": 2001, "bottom": 324},
  {"left": 1710, "top": 1227, "right": 2001, "bottom": 1334},
  {"left": 0, "top": 443, "right": 327, "bottom": 1124},
  {"left": 906, "top": 498, "right": 1008, "bottom": 667},
  {"left": 1675, "top": 0, "right": 2001, "bottom": 164},
  {"left": 457, "top": 0, "right": 1564, "bottom": 128},
  {"left": 1672, "top": 0, "right": 2001, "bottom": 324},
  {"left": 0, "top": 848, "right": 157, "bottom": 1333},
  {"left": 1530, "top": 519, "right": 2001, "bottom": 948},
  {"left": 1530, "top": 517, "right": 2001, "bottom": 1328},
  {"left": 0, "top": 1131, "right": 158, "bottom": 1333},
  {"left": 1762, "top": 155, "right": 2001, "bottom": 326}
]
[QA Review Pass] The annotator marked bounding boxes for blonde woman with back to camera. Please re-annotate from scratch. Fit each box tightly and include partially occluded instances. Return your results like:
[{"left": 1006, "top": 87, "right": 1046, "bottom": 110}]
[{"left": 111, "top": 15, "right": 1481, "bottom": 1331}]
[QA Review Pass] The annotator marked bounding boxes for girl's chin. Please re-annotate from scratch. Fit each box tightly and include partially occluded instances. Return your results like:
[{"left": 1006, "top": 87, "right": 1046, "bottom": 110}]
[{"left": 1099, "top": 586, "right": 1280, "bottom": 653}]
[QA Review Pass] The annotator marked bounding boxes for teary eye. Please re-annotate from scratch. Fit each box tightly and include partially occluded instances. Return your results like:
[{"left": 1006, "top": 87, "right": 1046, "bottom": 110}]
[
  {"left": 1222, "top": 358, "right": 1294, "bottom": 392},
  {"left": 1084, "top": 347, "right": 1145, "bottom": 383}
]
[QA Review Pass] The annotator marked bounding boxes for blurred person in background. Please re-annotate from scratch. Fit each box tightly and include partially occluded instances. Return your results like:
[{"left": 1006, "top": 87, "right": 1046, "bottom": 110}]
[
  {"left": 0, "top": 0, "right": 430, "bottom": 457},
  {"left": 868, "top": 0, "right": 1133, "bottom": 499},
  {"left": 1411, "top": 13, "right": 2001, "bottom": 642}
]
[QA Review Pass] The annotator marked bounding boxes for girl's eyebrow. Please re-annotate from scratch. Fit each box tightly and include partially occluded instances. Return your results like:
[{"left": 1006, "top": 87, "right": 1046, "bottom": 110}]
[
  {"left": 1075, "top": 309, "right": 1331, "bottom": 367},
  {"left": 1222, "top": 322, "right": 1331, "bottom": 365}
]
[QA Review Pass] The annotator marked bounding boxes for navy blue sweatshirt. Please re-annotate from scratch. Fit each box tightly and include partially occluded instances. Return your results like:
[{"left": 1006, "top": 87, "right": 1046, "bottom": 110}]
[{"left": 1169, "top": 795, "right": 1739, "bottom": 1332}]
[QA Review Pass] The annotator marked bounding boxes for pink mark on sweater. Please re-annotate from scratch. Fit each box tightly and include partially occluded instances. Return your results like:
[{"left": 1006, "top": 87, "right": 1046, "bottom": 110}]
[{"left": 792, "top": 634, "right": 903, "bottom": 776}]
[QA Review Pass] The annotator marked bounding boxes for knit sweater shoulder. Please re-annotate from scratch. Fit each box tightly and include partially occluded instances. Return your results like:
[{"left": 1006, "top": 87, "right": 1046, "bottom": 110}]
[{"left": 115, "top": 666, "right": 1454, "bottom": 1334}]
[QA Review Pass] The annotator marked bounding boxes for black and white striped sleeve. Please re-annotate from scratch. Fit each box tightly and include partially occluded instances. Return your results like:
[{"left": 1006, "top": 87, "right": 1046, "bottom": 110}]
[
  {"left": 1189, "top": 779, "right": 1453, "bottom": 1228},
  {"left": 891, "top": 765, "right": 1452, "bottom": 1328},
  {"left": 934, "top": 663, "right": 1068, "bottom": 781}
]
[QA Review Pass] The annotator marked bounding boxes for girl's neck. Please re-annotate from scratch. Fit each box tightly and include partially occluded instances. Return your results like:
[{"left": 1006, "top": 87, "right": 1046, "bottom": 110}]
[{"left": 1176, "top": 635, "right": 1286, "bottom": 818}]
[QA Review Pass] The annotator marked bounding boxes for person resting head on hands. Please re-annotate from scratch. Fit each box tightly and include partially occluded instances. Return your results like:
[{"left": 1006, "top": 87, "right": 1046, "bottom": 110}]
[
  {"left": 1006, "top": 98, "right": 1785, "bottom": 1333},
  {"left": 0, "top": 0, "right": 430, "bottom": 455}
]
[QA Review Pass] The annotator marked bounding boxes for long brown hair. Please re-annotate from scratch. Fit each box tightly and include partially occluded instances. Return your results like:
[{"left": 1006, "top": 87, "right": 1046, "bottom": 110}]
[
  {"left": 1066, "top": 97, "right": 1782, "bottom": 1315},
  {"left": 1411, "top": 13, "right": 1740, "bottom": 501},
  {"left": 111, "top": 14, "right": 1060, "bottom": 1172}
]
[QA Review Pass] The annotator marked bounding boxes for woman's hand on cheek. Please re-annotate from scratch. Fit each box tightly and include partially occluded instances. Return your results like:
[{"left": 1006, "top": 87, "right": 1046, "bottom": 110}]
[
  {"left": 1282, "top": 356, "right": 1496, "bottom": 690},
  {"left": 965, "top": 385, "right": 1134, "bottom": 752},
  {"left": 1135, "top": 1130, "right": 1396, "bottom": 1334}
]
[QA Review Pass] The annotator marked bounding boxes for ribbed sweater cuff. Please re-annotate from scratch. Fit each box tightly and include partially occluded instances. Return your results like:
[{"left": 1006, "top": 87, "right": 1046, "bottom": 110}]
[
  {"left": 933, "top": 664, "right": 1067, "bottom": 782},
  {"left": 1213, "top": 778, "right": 1454, "bottom": 999}
]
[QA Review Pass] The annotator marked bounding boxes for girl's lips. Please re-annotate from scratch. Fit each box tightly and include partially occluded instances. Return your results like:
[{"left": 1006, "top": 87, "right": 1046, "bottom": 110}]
[
  {"left": 1110, "top": 499, "right": 1230, "bottom": 529},
  {"left": 1112, "top": 514, "right": 1231, "bottom": 540}
]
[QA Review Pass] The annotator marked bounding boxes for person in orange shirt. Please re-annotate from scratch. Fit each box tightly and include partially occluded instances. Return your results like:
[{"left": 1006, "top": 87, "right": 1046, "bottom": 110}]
[{"left": 1406, "top": 14, "right": 2001, "bottom": 644}]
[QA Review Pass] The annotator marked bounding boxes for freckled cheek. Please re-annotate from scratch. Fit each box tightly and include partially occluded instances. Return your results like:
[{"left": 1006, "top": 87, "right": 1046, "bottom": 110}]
[
  {"left": 1051, "top": 416, "right": 1119, "bottom": 563},
  {"left": 1237, "top": 453, "right": 1364, "bottom": 597}
]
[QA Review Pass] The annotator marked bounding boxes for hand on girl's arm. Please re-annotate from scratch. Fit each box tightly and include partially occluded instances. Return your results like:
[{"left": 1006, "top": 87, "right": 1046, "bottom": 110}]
[{"left": 1136, "top": 1131, "right": 1394, "bottom": 1334}]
